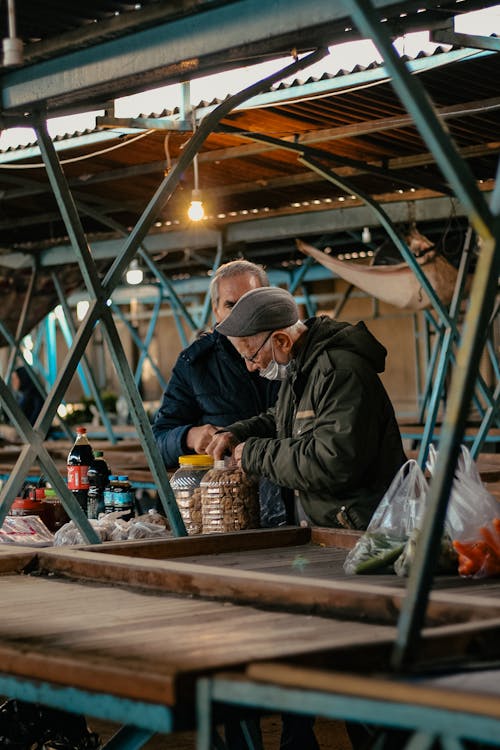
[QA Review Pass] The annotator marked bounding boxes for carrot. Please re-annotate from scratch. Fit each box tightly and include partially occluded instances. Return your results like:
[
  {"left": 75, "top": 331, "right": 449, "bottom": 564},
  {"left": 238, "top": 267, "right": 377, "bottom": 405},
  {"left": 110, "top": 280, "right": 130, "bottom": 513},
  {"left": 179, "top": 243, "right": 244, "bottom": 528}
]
[
  {"left": 453, "top": 540, "right": 484, "bottom": 576},
  {"left": 452, "top": 539, "right": 500, "bottom": 577},
  {"left": 479, "top": 525, "right": 500, "bottom": 557}
]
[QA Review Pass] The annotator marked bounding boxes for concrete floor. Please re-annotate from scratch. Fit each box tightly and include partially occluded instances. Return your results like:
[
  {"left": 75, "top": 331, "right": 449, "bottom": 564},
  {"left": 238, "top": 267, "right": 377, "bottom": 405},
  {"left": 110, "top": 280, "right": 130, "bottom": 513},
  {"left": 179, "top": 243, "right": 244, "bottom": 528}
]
[{"left": 92, "top": 715, "right": 353, "bottom": 749}]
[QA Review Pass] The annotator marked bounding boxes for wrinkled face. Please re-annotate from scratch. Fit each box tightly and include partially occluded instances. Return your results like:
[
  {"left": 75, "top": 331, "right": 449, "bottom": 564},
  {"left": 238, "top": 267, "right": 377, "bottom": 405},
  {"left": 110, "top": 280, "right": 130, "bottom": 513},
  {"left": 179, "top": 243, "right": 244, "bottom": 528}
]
[
  {"left": 230, "top": 332, "right": 274, "bottom": 372},
  {"left": 212, "top": 272, "right": 263, "bottom": 324}
]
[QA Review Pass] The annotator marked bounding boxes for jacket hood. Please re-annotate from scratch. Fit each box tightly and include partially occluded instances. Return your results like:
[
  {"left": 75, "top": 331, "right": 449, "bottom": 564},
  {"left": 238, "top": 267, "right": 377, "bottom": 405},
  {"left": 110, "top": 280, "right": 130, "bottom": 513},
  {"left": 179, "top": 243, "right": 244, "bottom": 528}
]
[{"left": 298, "top": 316, "right": 387, "bottom": 374}]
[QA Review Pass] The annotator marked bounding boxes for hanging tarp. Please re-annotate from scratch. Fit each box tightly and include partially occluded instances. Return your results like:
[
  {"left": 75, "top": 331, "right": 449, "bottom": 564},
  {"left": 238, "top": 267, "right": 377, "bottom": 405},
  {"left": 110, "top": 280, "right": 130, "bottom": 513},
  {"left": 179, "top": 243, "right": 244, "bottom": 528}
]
[{"left": 297, "top": 238, "right": 467, "bottom": 311}]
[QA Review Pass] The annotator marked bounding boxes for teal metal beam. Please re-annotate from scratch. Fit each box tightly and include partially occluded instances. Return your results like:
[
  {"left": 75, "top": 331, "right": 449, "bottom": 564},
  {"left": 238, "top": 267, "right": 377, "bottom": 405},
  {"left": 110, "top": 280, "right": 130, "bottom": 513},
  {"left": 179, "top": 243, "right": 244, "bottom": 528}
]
[
  {"left": 423, "top": 309, "right": 489, "bottom": 422},
  {"left": 133, "top": 291, "right": 164, "bottom": 388},
  {"left": 34, "top": 119, "right": 187, "bottom": 538},
  {"left": 5, "top": 260, "right": 36, "bottom": 380},
  {"left": 110, "top": 298, "right": 168, "bottom": 391},
  {"left": 52, "top": 272, "right": 118, "bottom": 444},
  {"left": 0, "top": 193, "right": 483, "bottom": 271},
  {"left": 471, "top": 382, "right": 500, "bottom": 458},
  {"left": 345, "top": 1, "right": 494, "bottom": 239},
  {"left": 197, "top": 675, "right": 500, "bottom": 750},
  {"left": 0, "top": 317, "right": 74, "bottom": 442},
  {"left": 416, "top": 228, "right": 475, "bottom": 465},
  {"left": 197, "top": 233, "right": 224, "bottom": 330},
  {"left": 0, "top": 0, "right": 339, "bottom": 113},
  {"left": 0, "top": 673, "right": 173, "bottom": 734},
  {"left": 432, "top": 28, "right": 500, "bottom": 52},
  {"left": 341, "top": 0, "right": 500, "bottom": 674},
  {"left": 0, "top": 375, "right": 101, "bottom": 543}
]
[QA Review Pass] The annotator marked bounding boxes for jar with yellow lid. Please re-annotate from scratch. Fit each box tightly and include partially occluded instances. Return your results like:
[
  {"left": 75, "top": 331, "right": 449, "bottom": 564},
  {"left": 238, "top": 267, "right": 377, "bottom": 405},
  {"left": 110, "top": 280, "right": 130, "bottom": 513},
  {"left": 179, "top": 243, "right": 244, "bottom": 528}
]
[
  {"left": 170, "top": 455, "right": 214, "bottom": 535},
  {"left": 200, "top": 459, "right": 260, "bottom": 534}
]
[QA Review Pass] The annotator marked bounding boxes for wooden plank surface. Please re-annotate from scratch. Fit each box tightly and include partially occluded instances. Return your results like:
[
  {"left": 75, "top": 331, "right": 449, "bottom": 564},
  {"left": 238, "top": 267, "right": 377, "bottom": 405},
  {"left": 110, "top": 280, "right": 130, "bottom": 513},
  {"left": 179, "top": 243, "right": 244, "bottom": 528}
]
[
  {"left": 37, "top": 546, "right": 500, "bottom": 627},
  {"left": 70, "top": 528, "right": 500, "bottom": 604},
  {"left": 0, "top": 572, "right": 394, "bottom": 705},
  {"left": 79, "top": 527, "right": 312, "bottom": 559}
]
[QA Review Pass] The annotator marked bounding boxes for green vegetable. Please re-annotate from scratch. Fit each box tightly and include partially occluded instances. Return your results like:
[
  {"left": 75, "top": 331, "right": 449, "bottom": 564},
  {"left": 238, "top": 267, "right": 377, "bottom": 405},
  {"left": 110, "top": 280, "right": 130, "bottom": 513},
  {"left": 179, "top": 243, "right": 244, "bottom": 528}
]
[{"left": 348, "top": 532, "right": 406, "bottom": 574}]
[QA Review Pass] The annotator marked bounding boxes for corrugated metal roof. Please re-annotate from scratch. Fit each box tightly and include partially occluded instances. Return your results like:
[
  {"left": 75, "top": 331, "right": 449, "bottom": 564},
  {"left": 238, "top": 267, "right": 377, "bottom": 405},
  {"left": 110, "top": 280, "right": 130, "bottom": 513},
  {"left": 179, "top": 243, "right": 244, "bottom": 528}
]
[{"left": 0, "top": 46, "right": 497, "bottom": 248}]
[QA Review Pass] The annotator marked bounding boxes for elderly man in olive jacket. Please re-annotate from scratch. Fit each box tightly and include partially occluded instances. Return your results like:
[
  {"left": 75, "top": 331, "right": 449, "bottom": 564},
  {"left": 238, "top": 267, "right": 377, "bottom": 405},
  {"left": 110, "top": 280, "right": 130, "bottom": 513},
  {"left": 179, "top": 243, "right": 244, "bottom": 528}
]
[{"left": 207, "top": 286, "right": 406, "bottom": 529}]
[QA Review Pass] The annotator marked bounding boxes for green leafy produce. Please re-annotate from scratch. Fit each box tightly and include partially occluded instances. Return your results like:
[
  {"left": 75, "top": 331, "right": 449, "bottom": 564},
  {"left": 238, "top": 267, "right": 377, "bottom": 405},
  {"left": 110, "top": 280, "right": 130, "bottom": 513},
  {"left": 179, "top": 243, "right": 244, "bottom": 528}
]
[{"left": 346, "top": 532, "right": 406, "bottom": 574}]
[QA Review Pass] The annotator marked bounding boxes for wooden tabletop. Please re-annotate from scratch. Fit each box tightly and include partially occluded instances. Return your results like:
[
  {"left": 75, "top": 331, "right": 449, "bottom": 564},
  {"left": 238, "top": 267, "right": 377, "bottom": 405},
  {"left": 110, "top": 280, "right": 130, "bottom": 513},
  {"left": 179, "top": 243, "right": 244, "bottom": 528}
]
[{"left": 2, "top": 527, "right": 500, "bottom": 712}]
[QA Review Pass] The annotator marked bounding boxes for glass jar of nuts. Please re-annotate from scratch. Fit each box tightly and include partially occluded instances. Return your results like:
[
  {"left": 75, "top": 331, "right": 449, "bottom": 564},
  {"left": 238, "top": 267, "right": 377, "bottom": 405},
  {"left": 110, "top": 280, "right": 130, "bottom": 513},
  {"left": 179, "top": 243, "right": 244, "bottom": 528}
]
[
  {"left": 200, "top": 459, "right": 260, "bottom": 534},
  {"left": 171, "top": 455, "right": 214, "bottom": 535}
]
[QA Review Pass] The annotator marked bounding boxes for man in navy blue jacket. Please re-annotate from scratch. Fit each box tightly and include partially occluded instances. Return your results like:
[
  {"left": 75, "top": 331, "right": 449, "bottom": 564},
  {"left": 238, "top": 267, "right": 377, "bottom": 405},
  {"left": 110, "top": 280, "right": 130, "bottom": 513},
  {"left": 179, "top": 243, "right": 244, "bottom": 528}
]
[{"left": 153, "top": 259, "right": 278, "bottom": 462}]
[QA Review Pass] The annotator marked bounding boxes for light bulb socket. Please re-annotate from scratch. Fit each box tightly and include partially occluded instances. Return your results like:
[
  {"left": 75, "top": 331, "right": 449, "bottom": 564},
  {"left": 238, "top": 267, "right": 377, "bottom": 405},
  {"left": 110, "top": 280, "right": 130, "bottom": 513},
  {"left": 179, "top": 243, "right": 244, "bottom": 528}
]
[{"left": 2, "top": 37, "right": 23, "bottom": 66}]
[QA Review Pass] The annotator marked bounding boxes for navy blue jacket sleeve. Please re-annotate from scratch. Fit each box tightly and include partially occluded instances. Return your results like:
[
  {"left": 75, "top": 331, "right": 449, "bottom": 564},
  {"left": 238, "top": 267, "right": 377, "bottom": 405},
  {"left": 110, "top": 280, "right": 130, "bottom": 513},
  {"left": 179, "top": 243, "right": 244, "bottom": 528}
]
[{"left": 152, "top": 357, "right": 202, "bottom": 469}]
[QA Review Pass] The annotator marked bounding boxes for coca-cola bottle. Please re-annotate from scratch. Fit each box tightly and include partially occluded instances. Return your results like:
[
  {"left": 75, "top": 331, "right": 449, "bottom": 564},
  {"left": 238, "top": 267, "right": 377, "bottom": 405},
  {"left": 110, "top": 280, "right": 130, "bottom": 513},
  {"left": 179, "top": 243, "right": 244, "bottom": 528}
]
[
  {"left": 67, "top": 426, "right": 94, "bottom": 513},
  {"left": 87, "top": 450, "right": 110, "bottom": 519}
]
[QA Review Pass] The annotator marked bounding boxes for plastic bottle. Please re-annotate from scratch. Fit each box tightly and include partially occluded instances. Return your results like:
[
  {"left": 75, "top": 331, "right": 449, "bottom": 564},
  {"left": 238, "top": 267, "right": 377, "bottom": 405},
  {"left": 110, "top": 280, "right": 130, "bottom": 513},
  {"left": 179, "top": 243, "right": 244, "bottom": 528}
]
[
  {"left": 112, "top": 475, "right": 135, "bottom": 521},
  {"left": 67, "top": 426, "right": 93, "bottom": 513},
  {"left": 103, "top": 475, "right": 118, "bottom": 514},
  {"left": 43, "top": 485, "right": 68, "bottom": 531},
  {"left": 87, "top": 450, "right": 110, "bottom": 519}
]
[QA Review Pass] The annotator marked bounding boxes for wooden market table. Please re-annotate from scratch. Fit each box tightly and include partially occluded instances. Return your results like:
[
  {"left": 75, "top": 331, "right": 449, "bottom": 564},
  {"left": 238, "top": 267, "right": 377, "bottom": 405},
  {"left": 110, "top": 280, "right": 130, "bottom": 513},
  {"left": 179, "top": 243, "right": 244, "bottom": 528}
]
[{"left": 2, "top": 527, "right": 500, "bottom": 748}]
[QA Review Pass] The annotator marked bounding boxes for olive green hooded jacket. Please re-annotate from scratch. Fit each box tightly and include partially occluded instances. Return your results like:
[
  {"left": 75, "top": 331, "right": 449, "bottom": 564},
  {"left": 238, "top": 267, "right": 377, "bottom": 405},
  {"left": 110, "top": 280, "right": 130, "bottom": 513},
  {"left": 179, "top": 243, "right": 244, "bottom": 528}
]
[{"left": 227, "top": 316, "right": 406, "bottom": 529}]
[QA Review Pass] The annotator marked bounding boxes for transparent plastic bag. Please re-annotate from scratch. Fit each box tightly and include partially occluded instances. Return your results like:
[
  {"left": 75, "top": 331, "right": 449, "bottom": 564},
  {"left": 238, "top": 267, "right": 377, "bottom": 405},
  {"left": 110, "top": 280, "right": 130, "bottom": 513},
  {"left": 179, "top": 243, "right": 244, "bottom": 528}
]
[
  {"left": 54, "top": 512, "right": 171, "bottom": 545},
  {"left": 0, "top": 515, "right": 54, "bottom": 547},
  {"left": 427, "top": 444, "right": 500, "bottom": 578},
  {"left": 343, "top": 460, "right": 428, "bottom": 575}
]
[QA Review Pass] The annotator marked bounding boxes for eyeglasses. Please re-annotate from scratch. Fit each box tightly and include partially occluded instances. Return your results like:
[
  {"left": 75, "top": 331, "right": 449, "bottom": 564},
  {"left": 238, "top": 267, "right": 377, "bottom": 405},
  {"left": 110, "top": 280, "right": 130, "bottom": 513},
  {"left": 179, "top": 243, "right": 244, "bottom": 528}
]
[{"left": 241, "top": 331, "right": 273, "bottom": 363}]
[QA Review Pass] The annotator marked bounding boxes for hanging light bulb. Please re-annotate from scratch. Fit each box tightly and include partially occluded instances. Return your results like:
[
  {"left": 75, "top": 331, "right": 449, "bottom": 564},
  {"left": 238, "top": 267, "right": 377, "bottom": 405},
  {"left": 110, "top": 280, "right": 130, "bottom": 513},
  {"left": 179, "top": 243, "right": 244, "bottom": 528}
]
[
  {"left": 362, "top": 226, "right": 372, "bottom": 244},
  {"left": 126, "top": 258, "right": 143, "bottom": 285},
  {"left": 188, "top": 188, "right": 205, "bottom": 221},
  {"left": 188, "top": 153, "right": 205, "bottom": 222}
]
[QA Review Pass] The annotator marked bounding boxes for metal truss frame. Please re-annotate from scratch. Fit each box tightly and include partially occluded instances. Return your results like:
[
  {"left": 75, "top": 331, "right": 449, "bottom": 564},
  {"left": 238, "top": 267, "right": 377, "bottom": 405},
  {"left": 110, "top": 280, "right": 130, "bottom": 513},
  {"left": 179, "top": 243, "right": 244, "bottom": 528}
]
[{"left": 0, "top": 48, "right": 328, "bottom": 545}]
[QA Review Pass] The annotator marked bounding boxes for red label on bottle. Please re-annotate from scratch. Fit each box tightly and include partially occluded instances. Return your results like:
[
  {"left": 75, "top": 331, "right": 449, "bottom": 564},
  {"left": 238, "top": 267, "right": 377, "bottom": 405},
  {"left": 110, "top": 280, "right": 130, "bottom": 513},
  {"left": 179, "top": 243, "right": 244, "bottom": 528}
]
[{"left": 67, "top": 465, "right": 90, "bottom": 490}]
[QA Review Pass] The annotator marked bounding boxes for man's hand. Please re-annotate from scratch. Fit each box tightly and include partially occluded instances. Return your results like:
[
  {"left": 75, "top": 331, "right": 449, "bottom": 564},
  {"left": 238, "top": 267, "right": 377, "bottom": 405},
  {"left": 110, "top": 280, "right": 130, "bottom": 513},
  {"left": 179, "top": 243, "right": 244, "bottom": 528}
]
[
  {"left": 233, "top": 441, "right": 245, "bottom": 468},
  {"left": 206, "top": 430, "right": 239, "bottom": 461},
  {"left": 186, "top": 424, "right": 220, "bottom": 454}
]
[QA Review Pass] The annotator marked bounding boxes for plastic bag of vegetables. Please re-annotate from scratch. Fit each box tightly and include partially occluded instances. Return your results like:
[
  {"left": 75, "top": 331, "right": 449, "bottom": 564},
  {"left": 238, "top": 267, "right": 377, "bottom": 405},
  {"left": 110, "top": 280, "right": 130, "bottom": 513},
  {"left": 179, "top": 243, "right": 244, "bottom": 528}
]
[
  {"left": 343, "top": 460, "right": 428, "bottom": 575},
  {"left": 427, "top": 445, "right": 500, "bottom": 578},
  {"left": 394, "top": 529, "right": 457, "bottom": 577}
]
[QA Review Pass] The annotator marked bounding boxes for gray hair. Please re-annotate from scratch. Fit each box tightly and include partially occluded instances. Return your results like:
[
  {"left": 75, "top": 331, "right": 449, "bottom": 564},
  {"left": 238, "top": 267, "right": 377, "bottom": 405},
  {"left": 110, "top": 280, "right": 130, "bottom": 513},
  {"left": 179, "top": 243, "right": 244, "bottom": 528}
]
[{"left": 209, "top": 260, "right": 269, "bottom": 309}]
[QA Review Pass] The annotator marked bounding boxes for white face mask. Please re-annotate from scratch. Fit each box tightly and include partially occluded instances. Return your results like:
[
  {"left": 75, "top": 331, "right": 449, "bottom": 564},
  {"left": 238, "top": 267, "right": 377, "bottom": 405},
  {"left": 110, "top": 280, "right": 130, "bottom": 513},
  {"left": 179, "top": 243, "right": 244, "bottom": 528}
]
[{"left": 259, "top": 341, "right": 291, "bottom": 381}]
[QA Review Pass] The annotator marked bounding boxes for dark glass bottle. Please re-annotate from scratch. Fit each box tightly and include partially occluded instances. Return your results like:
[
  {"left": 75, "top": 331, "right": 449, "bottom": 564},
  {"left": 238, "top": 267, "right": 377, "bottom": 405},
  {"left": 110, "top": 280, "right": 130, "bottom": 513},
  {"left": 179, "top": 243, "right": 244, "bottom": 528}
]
[
  {"left": 87, "top": 450, "right": 110, "bottom": 519},
  {"left": 67, "top": 426, "right": 93, "bottom": 513},
  {"left": 112, "top": 475, "right": 135, "bottom": 521}
]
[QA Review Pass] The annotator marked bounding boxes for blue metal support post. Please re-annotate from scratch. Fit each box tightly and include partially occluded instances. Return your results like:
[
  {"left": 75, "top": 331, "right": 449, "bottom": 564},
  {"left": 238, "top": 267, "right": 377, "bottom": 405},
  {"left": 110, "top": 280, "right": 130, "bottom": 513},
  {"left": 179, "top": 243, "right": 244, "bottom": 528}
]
[{"left": 52, "top": 272, "right": 118, "bottom": 443}]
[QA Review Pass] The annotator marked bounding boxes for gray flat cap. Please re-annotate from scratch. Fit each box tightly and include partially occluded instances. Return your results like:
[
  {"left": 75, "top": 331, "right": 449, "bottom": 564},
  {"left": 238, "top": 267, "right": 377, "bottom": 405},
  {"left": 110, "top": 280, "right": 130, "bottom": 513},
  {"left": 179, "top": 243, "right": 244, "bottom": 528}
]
[{"left": 217, "top": 287, "right": 299, "bottom": 337}]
